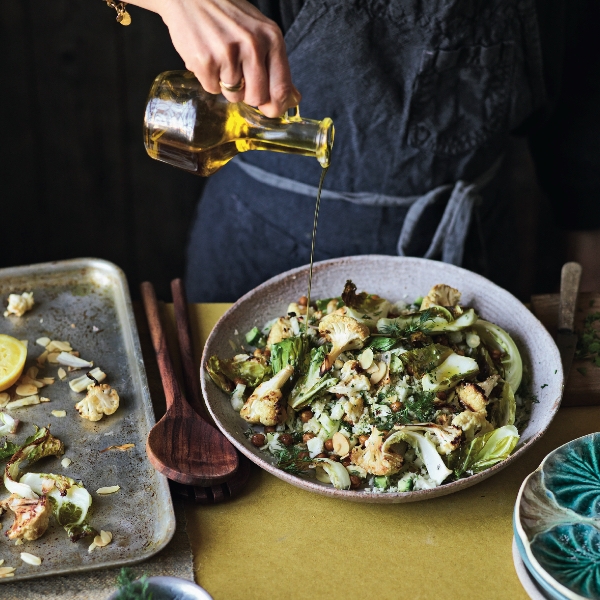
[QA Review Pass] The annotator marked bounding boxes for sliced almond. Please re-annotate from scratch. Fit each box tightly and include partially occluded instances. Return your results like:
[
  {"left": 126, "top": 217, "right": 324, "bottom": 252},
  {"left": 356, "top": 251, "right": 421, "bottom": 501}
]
[
  {"left": 0, "top": 393, "right": 9, "bottom": 408},
  {"left": 57, "top": 368, "right": 67, "bottom": 381},
  {"left": 61, "top": 457, "right": 72, "bottom": 468},
  {"left": 51, "top": 410, "right": 66, "bottom": 418},
  {"left": 26, "top": 366, "right": 39, "bottom": 379},
  {"left": 36, "top": 337, "right": 51, "bottom": 348},
  {"left": 16, "top": 384, "right": 38, "bottom": 396},
  {"left": 42, "top": 377, "right": 55, "bottom": 385},
  {"left": 370, "top": 361, "right": 387, "bottom": 385},
  {"left": 358, "top": 348, "right": 374, "bottom": 370},
  {"left": 20, "top": 552, "right": 42, "bottom": 566},
  {"left": 100, "top": 443, "right": 134, "bottom": 453},
  {"left": 88, "top": 541, "right": 97, "bottom": 553},
  {"left": 47, "top": 352, "right": 61, "bottom": 364},
  {"left": 14, "top": 539, "right": 23, "bottom": 546},
  {"left": 48, "top": 340, "right": 72, "bottom": 352},
  {"left": 7, "top": 395, "right": 40, "bottom": 409},
  {"left": 100, "top": 530, "right": 112, "bottom": 545},
  {"left": 37, "top": 350, "right": 49, "bottom": 365},
  {"left": 332, "top": 432, "right": 350, "bottom": 456},
  {"left": 96, "top": 485, "right": 120, "bottom": 495},
  {"left": 0, "top": 560, "right": 4, "bottom": 566},
  {"left": 40, "top": 397, "right": 50, "bottom": 403},
  {"left": 29, "top": 380, "right": 45, "bottom": 389},
  {"left": 0, "top": 567, "right": 15, "bottom": 577}
]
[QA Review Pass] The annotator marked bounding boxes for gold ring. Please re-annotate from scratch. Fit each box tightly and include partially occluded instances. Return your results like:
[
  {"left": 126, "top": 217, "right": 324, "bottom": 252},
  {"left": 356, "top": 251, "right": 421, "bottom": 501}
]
[{"left": 219, "top": 77, "right": 245, "bottom": 93}]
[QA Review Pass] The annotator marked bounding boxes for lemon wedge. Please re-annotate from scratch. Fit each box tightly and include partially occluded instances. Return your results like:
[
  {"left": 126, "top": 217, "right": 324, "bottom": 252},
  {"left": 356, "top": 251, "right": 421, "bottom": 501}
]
[{"left": 0, "top": 334, "right": 27, "bottom": 392}]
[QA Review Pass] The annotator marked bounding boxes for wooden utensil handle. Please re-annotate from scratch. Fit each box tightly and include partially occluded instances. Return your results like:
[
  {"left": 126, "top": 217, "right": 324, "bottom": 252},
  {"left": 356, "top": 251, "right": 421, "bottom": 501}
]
[
  {"left": 558, "top": 262, "right": 582, "bottom": 331},
  {"left": 140, "top": 281, "right": 181, "bottom": 411},
  {"left": 171, "top": 278, "right": 209, "bottom": 420}
]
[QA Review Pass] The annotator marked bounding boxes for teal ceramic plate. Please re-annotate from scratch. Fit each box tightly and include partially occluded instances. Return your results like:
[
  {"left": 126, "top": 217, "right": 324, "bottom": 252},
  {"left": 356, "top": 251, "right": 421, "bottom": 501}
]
[{"left": 514, "top": 432, "right": 600, "bottom": 600}]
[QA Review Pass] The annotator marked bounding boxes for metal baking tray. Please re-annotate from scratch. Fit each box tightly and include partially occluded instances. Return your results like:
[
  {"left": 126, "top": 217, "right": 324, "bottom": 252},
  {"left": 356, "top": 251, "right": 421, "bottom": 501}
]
[{"left": 0, "top": 258, "right": 175, "bottom": 582}]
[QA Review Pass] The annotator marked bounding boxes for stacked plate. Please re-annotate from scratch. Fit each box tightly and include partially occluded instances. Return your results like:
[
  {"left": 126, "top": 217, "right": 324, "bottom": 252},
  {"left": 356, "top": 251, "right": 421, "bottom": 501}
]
[{"left": 513, "top": 432, "right": 600, "bottom": 600}]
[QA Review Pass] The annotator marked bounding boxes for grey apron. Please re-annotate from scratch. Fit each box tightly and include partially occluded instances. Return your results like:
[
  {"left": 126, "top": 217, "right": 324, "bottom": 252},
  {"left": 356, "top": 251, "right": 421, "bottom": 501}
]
[{"left": 186, "top": 0, "right": 546, "bottom": 302}]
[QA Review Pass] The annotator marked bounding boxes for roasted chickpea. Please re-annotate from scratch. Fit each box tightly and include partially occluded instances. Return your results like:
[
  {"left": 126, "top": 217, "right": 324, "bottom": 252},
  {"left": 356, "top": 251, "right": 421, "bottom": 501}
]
[
  {"left": 264, "top": 426, "right": 276, "bottom": 434},
  {"left": 436, "top": 391, "right": 447, "bottom": 401},
  {"left": 350, "top": 476, "right": 361, "bottom": 489},
  {"left": 300, "top": 410, "right": 314, "bottom": 423},
  {"left": 302, "top": 432, "right": 316, "bottom": 444},
  {"left": 324, "top": 439, "right": 334, "bottom": 451},
  {"left": 298, "top": 295, "right": 308, "bottom": 306},
  {"left": 358, "top": 434, "right": 369, "bottom": 446},
  {"left": 279, "top": 433, "right": 293, "bottom": 446},
  {"left": 390, "top": 401, "right": 402, "bottom": 412},
  {"left": 341, "top": 457, "right": 352, "bottom": 467},
  {"left": 251, "top": 434, "right": 266, "bottom": 447}
]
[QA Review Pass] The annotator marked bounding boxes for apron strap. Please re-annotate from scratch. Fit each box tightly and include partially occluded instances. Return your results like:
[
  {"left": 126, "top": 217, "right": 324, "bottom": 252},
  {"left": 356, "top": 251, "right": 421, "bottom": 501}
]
[{"left": 233, "top": 155, "right": 503, "bottom": 266}]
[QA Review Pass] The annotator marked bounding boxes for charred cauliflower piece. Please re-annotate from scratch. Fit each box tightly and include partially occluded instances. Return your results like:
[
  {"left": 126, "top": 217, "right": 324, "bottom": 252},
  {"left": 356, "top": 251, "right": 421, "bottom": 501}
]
[
  {"left": 420, "top": 284, "right": 461, "bottom": 310},
  {"left": 1, "top": 494, "right": 50, "bottom": 541},
  {"left": 240, "top": 365, "right": 293, "bottom": 426},
  {"left": 329, "top": 360, "right": 371, "bottom": 398},
  {"left": 399, "top": 424, "right": 463, "bottom": 455},
  {"left": 457, "top": 382, "right": 489, "bottom": 412},
  {"left": 75, "top": 383, "right": 120, "bottom": 422},
  {"left": 452, "top": 409, "right": 493, "bottom": 441},
  {"left": 351, "top": 427, "right": 403, "bottom": 476},
  {"left": 318, "top": 314, "right": 370, "bottom": 374},
  {"left": 267, "top": 317, "right": 293, "bottom": 347}
]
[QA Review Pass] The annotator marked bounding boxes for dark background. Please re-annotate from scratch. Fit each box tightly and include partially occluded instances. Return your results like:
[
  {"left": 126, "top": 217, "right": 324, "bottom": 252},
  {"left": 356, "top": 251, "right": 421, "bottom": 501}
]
[{"left": 1, "top": 1, "right": 561, "bottom": 301}]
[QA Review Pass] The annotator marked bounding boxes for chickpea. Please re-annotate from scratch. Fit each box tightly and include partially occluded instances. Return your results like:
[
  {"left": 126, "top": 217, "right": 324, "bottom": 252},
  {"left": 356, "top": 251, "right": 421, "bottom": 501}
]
[
  {"left": 279, "top": 433, "right": 294, "bottom": 447},
  {"left": 263, "top": 348, "right": 271, "bottom": 359},
  {"left": 251, "top": 434, "right": 266, "bottom": 447},
  {"left": 436, "top": 391, "right": 447, "bottom": 401},
  {"left": 297, "top": 451, "right": 309, "bottom": 460},
  {"left": 350, "top": 476, "right": 361, "bottom": 489},
  {"left": 358, "top": 434, "right": 369, "bottom": 446},
  {"left": 328, "top": 454, "right": 340, "bottom": 462},
  {"left": 324, "top": 439, "right": 334, "bottom": 451},
  {"left": 300, "top": 410, "right": 314, "bottom": 423},
  {"left": 264, "top": 426, "right": 276, "bottom": 434},
  {"left": 315, "top": 453, "right": 328, "bottom": 459},
  {"left": 298, "top": 295, "right": 308, "bottom": 306},
  {"left": 341, "top": 457, "right": 352, "bottom": 467},
  {"left": 302, "top": 433, "right": 316, "bottom": 444},
  {"left": 390, "top": 401, "right": 402, "bottom": 412}
]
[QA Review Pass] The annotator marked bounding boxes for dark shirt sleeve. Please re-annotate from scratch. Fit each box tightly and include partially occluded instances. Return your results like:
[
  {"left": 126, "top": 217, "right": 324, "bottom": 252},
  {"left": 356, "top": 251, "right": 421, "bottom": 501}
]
[
  {"left": 529, "top": 0, "right": 600, "bottom": 231},
  {"left": 245, "top": 0, "right": 305, "bottom": 34}
]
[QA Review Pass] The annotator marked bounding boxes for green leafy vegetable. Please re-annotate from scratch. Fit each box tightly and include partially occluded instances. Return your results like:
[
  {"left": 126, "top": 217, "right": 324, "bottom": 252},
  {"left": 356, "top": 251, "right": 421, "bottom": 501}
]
[
  {"left": 315, "top": 297, "right": 343, "bottom": 312},
  {"left": 289, "top": 346, "right": 338, "bottom": 409},
  {"left": 273, "top": 445, "right": 312, "bottom": 476},
  {"left": 340, "top": 280, "right": 391, "bottom": 325},
  {"left": 399, "top": 344, "right": 453, "bottom": 378},
  {"left": 451, "top": 425, "right": 519, "bottom": 478},
  {"left": 375, "top": 391, "right": 437, "bottom": 430},
  {"left": 206, "top": 355, "right": 271, "bottom": 392},
  {"left": 270, "top": 336, "right": 309, "bottom": 375},
  {"left": 488, "top": 381, "right": 516, "bottom": 427},
  {"left": 366, "top": 337, "right": 398, "bottom": 351},
  {"left": 0, "top": 440, "right": 19, "bottom": 460},
  {"left": 115, "top": 568, "right": 153, "bottom": 600}
]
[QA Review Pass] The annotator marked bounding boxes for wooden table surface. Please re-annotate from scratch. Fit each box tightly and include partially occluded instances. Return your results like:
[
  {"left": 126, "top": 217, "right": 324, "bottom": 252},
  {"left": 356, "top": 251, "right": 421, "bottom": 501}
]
[{"left": 135, "top": 303, "right": 600, "bottom": 600}]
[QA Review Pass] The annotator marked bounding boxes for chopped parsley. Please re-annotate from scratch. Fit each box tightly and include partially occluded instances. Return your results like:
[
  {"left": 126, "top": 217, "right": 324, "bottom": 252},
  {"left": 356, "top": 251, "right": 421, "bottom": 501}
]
[
  {"left": 375, "top": 391, "right": 437, "bottom": 430},
  {"left": 273, "top": 445, "right": 312, "bottom": 476}
]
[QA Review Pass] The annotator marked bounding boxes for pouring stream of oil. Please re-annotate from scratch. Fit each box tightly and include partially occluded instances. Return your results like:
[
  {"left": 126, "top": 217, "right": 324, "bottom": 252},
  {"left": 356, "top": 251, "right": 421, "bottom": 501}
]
[{"left": 305, "top": 166, "right": 329, "bottom": 324}]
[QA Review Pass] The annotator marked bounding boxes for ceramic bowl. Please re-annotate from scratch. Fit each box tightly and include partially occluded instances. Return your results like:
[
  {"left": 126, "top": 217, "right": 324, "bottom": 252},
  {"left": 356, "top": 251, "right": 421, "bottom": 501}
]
[
  {"left": 514, "top": 432, "right": 600, "bottom": 599},
  {"left": 107, "top": 576, "right": 213, "bottom": 599},
  {"left": 201, "top": 255, "right": 564, "bottom": 503}
]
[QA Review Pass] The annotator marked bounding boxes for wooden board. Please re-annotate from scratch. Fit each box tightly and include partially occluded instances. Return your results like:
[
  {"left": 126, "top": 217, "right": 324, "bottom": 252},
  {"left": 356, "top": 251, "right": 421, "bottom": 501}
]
[{"left": 531, "top": 292, "right": 600, "bottom": 407}]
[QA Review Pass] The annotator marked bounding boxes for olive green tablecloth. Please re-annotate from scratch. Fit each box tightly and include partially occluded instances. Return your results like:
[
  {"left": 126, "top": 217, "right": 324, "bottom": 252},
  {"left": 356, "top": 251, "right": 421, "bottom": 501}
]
[{"left": 175, "top": 304, "right": 600, "bottom": 600}]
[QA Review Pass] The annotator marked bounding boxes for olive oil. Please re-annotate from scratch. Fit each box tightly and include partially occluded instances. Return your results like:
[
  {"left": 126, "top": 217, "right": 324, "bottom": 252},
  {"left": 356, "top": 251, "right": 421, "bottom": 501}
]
[{"left": 305, "top": 166, "right": 329, "bottom": 319}]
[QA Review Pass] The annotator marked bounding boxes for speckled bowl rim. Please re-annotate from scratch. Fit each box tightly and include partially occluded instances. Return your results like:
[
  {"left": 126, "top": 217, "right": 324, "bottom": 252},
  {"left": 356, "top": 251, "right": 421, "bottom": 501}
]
[
  {"left": 201, "top": 255, "right": 564, "bottom": 503},
  {"left": 514, "top": 433, "right": 599, "bottom": 600}
]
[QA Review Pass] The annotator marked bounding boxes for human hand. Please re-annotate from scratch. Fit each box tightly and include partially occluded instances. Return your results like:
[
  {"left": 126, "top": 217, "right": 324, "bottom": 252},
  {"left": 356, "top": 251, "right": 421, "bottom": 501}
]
[{"left": 129, "top": 0, "right": 300, "bottom": 117}]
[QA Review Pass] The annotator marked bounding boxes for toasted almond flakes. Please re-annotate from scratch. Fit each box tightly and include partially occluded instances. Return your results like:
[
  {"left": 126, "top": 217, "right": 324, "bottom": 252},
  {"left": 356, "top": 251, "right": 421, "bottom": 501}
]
[
  {"left": 37, "top": 350, "right": 49, "bottom": 365},
  {"left": 16, "top": 384, "right": 39, "bottom": 396},
  {"left": 0, "top": 559, "right": 4, "bottom": 566},
  {"left": 42, "top": 377, "right": 55, "bottom": 385},
  {"left": 21, "top": 552, "right": 41, "bottom": 566},
  {"left": 100, "top": 443, "right": 134, "bottom": 453},
  {"left": 96, "top": 485, "right": 120, "bottom": 495},
  {"left": 58, "top": 368, "right": 67, "bottom": 380},
  {"left": 47, "top": 352, "right": 61, "bottom": 364},
  {"left": 100, "top": 530, "right": 112, "bottom": 545},
  {"left": 0, "top": 567, "right": 15, "bottom": 576},
  {"left": 40, "top": 397, "right": 50, "bottom": 403},
  {"left": 26, "top": 366, "right": 39, "bottom": 379},
  {"left": 14, "top": 539, "right": 23, "bottom": 546},
  {"left": 88, "top": 541, "right": 97, "bottom": 553},
  {"left": 51, "top": 410, "right": 67, "bottom": 418},
  {"left": 61, "top": 457, "right": 72, "bottom": 468},
  {"left": 36, "top": 337, "right": 51, "bottom": 348},
  {"left": 0, "top": 393, "right": 9, "bottom": 407},
  {"left": 6, "top": 395, "right": 40, "bottom": 409}
]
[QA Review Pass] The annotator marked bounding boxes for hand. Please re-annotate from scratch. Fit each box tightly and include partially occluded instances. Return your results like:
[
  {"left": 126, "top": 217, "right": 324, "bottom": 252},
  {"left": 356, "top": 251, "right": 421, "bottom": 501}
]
[
  {"left": 566, "top": 229, "right": 600, "bottom": 292},
  {"left": 129, "top": 0, "right": 300, "bottom": 117}
]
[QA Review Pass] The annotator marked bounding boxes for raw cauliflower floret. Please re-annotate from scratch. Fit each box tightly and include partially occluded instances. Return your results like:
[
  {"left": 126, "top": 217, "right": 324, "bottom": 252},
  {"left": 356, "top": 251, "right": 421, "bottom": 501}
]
[
  {"left": 350, "top": 427, "right": 403, "bottom": 476},
  {"left": 4, "top": 292, "right": 34, "bottom": 317},
  {"left": 75, "top": 383, "right": 120, "bottom": 422},
  {"left": 420, "top": 284, "right": 461, "bottom": 310},
  {"left": 318, "top": 315, "right": 370, "bottom": 374},
  {"left": 1, "top": 494, "right": 50, "bottom": 541},
  {"left": 240, "top": 365, "right": 293, "bottom": 426},
  {"left": 452, "top": 409, "right": 494, "bottom": 441}
]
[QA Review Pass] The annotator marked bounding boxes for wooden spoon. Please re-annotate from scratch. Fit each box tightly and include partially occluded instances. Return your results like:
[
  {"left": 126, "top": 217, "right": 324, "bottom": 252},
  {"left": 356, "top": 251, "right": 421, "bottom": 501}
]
[
  {"left": 170, "top": 278, "right": 252, "bottom": 503},
  {"left": 141, "top": 281, "right": 238, "bottom": 486}
]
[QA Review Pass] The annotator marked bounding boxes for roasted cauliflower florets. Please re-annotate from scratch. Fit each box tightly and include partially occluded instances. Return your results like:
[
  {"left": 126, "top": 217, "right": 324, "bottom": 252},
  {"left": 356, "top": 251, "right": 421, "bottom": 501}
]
[
  {"left": 240, "top": 365, "right": 293, "bottom": 426},
  {"left": 266, "top": 317, "right": 293, "bottom": 347},
  {"left": 1, "top": 494, "right": 50, "bottom": 541},
  {"left": 420, "top": 284, "right": 461, "bottom": 310},
  {"left": 318, "top": 315, "right": 370, "bottom": 374},
  {"left": 456, "top": 382, "right": 489, "bottom": 413},
  {"left": 4, "top": 292, "right": 34, "bottom": 318},
  {"left": 399, "top": 424, "right": 463, "bottom": 455},
  {"left": 350, "top": 427, "right": 403, "bottom": 476},
  {"left": 329, "top": 359, "right": 371, "bottom": 398},
  {"left": 452, "top": 409, "right": 494, "bottom": 441},
  {"left": 75, "top": 383, "right": 120, "bottom": 422}
]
